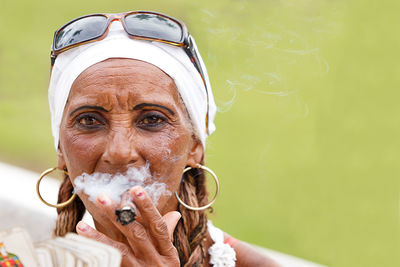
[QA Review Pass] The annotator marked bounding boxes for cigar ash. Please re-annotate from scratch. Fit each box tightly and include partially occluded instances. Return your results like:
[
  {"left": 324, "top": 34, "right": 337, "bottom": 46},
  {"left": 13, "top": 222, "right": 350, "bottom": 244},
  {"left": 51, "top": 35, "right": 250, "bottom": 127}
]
[
  {"left": 115, "top": 190, "right": 137, "bottom": 225},
  {"left": 115, "top": 206, "right": 136, "bottom": 225}
]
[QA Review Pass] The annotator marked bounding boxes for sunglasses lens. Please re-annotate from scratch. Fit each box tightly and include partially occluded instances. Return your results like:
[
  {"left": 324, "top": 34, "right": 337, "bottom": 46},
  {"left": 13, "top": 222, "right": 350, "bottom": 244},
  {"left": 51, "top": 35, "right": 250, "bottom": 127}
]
[
  {"left": 124, "top": 13, "right": 183, "bottom": 43},
  {"left": 54, "top": 15, "right": 107, "bottom": 50}
]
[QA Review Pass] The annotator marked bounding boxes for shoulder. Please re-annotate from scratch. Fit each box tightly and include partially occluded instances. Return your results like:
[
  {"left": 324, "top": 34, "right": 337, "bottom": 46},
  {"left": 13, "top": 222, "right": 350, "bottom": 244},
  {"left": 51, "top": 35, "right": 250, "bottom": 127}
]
[{"left": 223, "top": 233, "right": 281, "bottom": 267}]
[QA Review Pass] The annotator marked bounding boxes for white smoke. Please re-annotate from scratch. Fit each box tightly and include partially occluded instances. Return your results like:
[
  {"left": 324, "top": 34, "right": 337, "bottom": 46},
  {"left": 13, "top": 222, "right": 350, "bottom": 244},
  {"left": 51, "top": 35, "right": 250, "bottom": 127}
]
[{"left": 73, "top": 164, "right": 171, "bottom": 205}]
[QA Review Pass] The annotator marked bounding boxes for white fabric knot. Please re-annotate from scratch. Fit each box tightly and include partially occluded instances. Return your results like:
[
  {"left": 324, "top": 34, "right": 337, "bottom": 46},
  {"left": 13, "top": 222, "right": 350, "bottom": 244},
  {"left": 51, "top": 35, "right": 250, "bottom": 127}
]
[
  {"left": 209, "top": 242, "right": 236, "bottom": 267},
  {"left": 207, "top": 221, "right": 236, "bottom": 267}
]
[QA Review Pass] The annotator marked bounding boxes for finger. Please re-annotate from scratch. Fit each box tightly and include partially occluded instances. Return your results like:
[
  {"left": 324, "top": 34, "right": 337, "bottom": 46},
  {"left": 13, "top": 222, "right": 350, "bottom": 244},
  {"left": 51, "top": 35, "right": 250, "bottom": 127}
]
[
  {"left": 76, "top": 221, "right": 137, "bottom": 265},
  {"left": 163, "top": 211, "right": 181, "bottom": 242},
  {"left": 129, "top": 186, "right": 176, "bottom": 255},
  {"left": 97, "top": 192, "right": 157, "bottom": 256},
  {"left": 97, "top": 193, "right": 119, "bottom": 210}
]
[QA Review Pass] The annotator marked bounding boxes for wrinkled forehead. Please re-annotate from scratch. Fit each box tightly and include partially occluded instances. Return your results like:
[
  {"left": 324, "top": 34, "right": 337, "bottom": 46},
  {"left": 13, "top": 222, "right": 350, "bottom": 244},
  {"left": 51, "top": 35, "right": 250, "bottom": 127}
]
[
  {"left": 65, "top": 58, "right": 184, "bottom": 112},
  {"left": 75, "top": 58, "right": 173, "bottom": 83}
]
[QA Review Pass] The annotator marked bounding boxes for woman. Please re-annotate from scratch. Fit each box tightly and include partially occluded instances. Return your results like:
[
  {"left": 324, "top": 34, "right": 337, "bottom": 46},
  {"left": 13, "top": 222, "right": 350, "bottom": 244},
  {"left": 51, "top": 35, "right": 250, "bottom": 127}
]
[{"left": 40, "top": 11, "right": 280, "bottom": 266}]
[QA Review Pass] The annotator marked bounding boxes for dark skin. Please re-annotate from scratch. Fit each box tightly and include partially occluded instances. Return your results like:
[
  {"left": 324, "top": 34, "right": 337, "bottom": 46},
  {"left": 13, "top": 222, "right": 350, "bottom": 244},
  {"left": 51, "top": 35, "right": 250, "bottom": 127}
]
[{"left": 57, "top": 58, "right": 280, "bottom": 266}]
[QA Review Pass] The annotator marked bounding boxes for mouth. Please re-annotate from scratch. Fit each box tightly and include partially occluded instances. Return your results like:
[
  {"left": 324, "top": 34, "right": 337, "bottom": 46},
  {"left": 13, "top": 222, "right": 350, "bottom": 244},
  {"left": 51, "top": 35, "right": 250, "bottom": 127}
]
[{"left": 73, "top": 164, "right": 171, "bottom": 206}]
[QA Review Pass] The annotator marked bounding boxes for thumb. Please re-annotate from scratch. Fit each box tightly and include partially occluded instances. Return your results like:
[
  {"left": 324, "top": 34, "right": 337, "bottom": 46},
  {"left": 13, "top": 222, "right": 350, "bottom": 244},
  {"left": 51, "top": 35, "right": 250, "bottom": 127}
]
[{"left": 162, "top": 211, "right": 181, "bottom": 241}]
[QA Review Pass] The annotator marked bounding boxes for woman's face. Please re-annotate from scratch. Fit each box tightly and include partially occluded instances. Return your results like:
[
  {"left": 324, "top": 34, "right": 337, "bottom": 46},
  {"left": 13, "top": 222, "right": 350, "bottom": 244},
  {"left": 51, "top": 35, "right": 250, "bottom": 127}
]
[{"left": 57, "top": 58, "right": 203, "bottom": 225}]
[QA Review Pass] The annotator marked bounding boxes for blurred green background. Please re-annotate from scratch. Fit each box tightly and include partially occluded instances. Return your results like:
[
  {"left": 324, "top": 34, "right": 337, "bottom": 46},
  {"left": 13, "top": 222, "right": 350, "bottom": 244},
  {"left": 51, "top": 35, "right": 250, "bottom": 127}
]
[{"left": 1, "top": 0, "right": 399, "bottom": 266}]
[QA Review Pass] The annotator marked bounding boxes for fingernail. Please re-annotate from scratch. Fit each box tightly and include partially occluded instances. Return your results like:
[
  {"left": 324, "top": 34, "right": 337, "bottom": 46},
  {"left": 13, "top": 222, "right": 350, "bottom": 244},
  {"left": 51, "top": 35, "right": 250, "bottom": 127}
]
[
  {"left": 97, "top": 194, "right": 109, "bottom": 205},
  {"left": 77, "top": 221, "right": 89, "bottom": 232},
  {"left": 136, "top": 190, "right": 144, "bottom": 199}
]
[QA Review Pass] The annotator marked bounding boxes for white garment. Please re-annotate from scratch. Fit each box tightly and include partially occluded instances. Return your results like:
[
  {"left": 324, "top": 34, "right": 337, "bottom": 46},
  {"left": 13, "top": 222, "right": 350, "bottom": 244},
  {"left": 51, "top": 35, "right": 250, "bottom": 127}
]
[
  {"left": 207, "top": 221, "right": 237, "bottom": 267},
  {"left": 48, "top": 21, "right": 216, "bottom": 149}
]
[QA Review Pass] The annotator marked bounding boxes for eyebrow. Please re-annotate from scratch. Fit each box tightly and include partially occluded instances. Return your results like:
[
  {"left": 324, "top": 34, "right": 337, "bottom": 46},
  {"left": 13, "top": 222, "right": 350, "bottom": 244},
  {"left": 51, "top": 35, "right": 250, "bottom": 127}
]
[
  {"left": 133, "top": 103, "right": 175, "bottom": 115},
  {"left": 69, "top": 105, "right": 109, "bottom": 117}
]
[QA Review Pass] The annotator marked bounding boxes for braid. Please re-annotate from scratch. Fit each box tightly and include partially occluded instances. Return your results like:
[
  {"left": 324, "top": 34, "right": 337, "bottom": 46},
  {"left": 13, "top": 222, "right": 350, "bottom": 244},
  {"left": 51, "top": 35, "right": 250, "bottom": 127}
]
[
  {"left": 54, "top": 173, "right": 86, "bottom": 236},
  {"left": 173, "top": 167, "right": 210, "bottom": 267}
]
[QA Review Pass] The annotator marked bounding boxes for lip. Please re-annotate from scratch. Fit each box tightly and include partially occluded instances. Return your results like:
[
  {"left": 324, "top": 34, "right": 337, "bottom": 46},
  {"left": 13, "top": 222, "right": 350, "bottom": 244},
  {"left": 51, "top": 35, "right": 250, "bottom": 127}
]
[{"left": 91, "top": 162, "right": 150, "bottom": 177}]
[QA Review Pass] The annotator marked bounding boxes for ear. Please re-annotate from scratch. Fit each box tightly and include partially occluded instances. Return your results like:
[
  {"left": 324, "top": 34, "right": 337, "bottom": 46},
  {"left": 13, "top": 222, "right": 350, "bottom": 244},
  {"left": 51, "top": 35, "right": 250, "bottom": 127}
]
[
  {"left": 186, "top": 139, "right": 204, "bottom": 168},
  {"left": 57, "top": 145, "right": 67, "bottom": 170}
]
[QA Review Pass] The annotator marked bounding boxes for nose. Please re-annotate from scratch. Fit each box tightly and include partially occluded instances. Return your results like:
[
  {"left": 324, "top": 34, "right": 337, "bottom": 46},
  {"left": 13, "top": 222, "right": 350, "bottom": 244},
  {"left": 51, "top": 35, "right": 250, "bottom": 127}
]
[{"left": 102, "top": 128, "right": 139, "bottom": 168}]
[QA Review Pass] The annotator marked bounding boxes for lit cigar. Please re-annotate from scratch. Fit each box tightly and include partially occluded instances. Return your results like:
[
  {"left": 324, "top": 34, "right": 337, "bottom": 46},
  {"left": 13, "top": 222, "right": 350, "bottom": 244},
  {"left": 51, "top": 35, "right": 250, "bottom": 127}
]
[{"left": 115, "top": 190, "right": 136, "bottom": 225}]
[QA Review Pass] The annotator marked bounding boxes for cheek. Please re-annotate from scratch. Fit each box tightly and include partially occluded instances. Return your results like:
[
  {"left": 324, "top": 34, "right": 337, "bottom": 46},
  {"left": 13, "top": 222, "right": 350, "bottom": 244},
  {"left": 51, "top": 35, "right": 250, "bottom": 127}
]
[
  {"left": 60, "top": 128, "right": 106, "bottom": 178},
  {"left": 140, "top": 128, "right": 191, "bottom": 189}
]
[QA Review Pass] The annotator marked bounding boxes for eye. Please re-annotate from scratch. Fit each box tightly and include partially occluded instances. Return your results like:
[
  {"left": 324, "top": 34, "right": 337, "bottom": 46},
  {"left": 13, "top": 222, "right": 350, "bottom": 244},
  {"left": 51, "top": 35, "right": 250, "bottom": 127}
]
[
  {"left": 75, "top": 113, "right": 104, "bottom": 129},
  {"left": 138, "top": 113, "right": 167, "bottom": 129}
]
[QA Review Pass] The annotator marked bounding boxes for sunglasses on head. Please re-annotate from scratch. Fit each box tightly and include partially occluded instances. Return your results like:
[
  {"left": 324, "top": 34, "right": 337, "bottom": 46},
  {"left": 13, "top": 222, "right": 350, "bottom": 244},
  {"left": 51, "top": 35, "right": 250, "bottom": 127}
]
[
  {"left": 51, "top": 11, "right": 206, "bottom": 83},
  {"left": 51, "top": 10, "right": 210, "bottom": 134}
]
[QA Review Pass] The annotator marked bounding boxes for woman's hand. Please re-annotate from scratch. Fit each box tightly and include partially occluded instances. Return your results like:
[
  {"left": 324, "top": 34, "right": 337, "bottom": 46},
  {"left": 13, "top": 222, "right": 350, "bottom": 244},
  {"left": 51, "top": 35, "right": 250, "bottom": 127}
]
[{"left": 76, "top": 186, "right": 181, "bottom": 267}]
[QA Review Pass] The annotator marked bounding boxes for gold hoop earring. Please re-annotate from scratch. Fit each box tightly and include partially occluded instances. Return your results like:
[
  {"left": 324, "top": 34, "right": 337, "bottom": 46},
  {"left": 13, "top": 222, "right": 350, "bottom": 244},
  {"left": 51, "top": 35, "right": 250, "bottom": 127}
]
[
  {"left": 36, "top": 167, "right": 76, "bottom": 208},
  {"left": 175, "top": 163, "right": 220, "bottom": 211}
]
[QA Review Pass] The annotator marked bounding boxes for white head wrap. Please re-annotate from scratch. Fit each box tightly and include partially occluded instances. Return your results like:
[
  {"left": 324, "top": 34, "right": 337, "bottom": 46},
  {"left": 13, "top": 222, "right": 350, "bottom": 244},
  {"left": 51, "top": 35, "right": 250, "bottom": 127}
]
[{"left": 48, "top": 21, "right": 216, "bottom": 149}]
